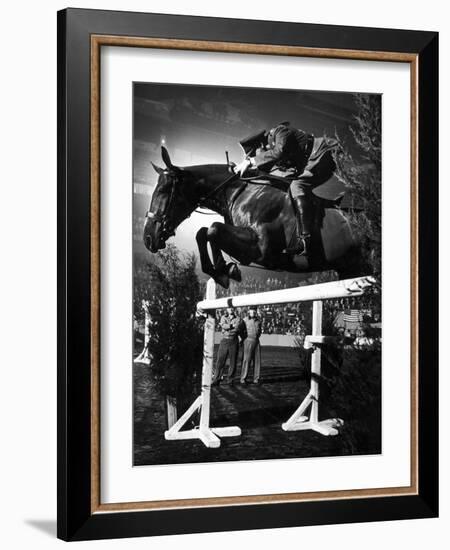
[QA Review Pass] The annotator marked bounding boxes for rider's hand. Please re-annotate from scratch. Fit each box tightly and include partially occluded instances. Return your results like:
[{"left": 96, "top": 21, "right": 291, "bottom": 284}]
[{"left": 234, "top": 158, "right": 251, "bottom": 176}]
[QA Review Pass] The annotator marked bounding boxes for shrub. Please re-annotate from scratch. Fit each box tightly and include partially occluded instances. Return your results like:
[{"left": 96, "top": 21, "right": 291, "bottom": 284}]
[
  {"left": 138, "top": 245, "right": 204, "bottom": 420},
  {"left": 334, "top": 93, "right": 382, "bottom": 279}
]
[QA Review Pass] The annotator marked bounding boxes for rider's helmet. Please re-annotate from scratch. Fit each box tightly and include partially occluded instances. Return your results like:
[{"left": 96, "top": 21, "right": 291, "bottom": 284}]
[
  {"left": 266, "top": 121, "right": 291, "bottom": 149},
  {"left": 239, "top": 129, "right": 268, "bottom": 156}
]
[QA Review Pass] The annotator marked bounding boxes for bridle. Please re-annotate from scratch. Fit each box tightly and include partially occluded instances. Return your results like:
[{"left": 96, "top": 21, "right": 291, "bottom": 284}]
[
  {"left": 146, "top": 168, "right": 240, "bottom": 228},
  {"left": 145, "top": 170, "right": 179, "bottom": 237}
]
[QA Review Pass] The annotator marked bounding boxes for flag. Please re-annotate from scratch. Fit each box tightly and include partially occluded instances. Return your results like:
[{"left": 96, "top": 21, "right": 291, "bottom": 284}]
[{"left": 343, "top": 309, "right": 363, "bottom": 323}]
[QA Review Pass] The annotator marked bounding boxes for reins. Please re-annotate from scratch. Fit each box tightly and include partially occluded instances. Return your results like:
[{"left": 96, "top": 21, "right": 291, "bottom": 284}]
[
  {"left": 194, "top": 171, "right": 290, "bottom": 215},
  {"left": 197, "top": 171, "right": 239, "bottom": 205}
]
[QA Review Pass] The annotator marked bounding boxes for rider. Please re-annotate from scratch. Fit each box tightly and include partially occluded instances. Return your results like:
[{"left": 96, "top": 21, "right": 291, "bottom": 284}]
[{"left": 235, "top": 122, "right": 338, "bottom": 257}]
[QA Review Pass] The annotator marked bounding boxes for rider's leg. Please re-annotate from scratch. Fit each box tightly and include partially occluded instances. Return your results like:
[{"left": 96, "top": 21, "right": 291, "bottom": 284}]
[
  {"left": 284, "top": 142, "right": 337, "bottom": 256},
  {"left": 285, "top": 180, "right": 313, "bottom": 256}
]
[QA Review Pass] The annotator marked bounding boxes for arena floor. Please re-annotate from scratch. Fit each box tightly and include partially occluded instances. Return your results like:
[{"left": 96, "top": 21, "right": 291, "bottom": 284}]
[{"left": 133, "top": 346, "right": 381, "bottom": 466}]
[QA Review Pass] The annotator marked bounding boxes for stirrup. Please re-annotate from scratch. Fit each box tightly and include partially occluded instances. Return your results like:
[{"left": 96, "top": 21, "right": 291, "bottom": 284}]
[
  {"left": 283, "top": 236, "right": 310, "bottom": 256},
  {"left": 297, "top": 235, "right": 311, "bottom": 256}
]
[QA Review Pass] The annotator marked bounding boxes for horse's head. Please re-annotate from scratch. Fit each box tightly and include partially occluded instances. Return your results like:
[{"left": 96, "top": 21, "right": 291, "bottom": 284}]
[{"left": 143, "top": 147, "right": 196, "bottom": 253}]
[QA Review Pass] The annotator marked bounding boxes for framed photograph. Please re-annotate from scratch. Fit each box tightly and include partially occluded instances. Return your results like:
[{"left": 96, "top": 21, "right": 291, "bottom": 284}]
[{"left": 57, "top": 8, "right": 438, "bottom": 541}]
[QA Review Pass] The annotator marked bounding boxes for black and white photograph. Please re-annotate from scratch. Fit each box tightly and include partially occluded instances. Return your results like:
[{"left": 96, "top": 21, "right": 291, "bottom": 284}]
[{"left": 132, "top": 83, "right": 382, "bottom": 466}]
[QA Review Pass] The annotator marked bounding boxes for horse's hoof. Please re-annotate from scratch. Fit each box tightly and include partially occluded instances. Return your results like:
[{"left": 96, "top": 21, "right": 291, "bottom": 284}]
[
  {"left": 227, "top": 263, "right": 242, "bottom": 282},
  {"left": 215, "top": 273, "right": 230, "bottom": 289}
]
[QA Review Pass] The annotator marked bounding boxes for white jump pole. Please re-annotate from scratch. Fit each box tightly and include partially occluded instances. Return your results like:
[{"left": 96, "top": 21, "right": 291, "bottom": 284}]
[
  {"left": 281, "top": 300, "right": 343, "bottom": 436},
  {"left": 134, "top": 301, "right": 151, "bottom": 365},
  {"left": 197, "top": 276, "right": 375, "bottom": 312},
  {"left": 164, "top": 279, "right": 241, "bottom": 448}
]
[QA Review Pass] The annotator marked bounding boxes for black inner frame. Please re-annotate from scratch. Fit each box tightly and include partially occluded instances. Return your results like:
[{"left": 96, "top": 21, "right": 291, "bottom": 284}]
[{"left": 57, "top": 8, "right": 438, "bottom": 541}]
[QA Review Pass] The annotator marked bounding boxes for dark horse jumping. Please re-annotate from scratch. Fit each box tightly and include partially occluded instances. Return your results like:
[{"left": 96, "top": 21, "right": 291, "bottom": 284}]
[{"left": 143, "top": 147, "right": 364, "bottom": 288}]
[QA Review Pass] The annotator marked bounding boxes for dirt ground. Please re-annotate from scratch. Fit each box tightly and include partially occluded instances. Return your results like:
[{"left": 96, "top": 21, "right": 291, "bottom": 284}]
[{"left": 133, "top": 345, "right": 381, "bottom": 466}]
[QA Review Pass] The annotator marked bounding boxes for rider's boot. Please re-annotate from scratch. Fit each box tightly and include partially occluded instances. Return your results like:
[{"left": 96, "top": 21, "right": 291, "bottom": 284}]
[{"left": 284, "top": 195, "right": 312, "bottom": 256}]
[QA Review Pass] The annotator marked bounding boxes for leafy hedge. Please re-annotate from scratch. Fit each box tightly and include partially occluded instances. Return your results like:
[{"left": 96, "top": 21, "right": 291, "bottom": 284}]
[{"left": 138, "top": 245, "right": 204, "bottom": 411}]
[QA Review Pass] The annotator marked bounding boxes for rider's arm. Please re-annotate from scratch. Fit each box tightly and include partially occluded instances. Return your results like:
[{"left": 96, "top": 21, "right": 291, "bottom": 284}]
[{"left": 253, "top": 125, "right": 290, "bottom": 171}]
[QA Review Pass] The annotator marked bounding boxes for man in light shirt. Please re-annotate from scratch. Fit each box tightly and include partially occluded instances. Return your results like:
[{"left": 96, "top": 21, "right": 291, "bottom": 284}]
[
  {"left": 240, "top": 308, "right": 262, "bottom": 385},
  {"left": 211, "top": 308, "right": 244, "bottom": 386}
]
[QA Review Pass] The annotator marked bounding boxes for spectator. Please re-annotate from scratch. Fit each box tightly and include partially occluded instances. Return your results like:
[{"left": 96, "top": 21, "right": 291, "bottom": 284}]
[
  {"left": 211, "top": 308, "right": 244, "bottom": 386},
  {"left": 240, "top": 308, "right": 262, "bottom": 384}
]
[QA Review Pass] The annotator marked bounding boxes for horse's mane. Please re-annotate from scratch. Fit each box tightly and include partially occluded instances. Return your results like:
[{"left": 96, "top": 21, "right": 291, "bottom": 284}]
[{"left": 181, "top": 164, "right": 230, "bottom": 176}]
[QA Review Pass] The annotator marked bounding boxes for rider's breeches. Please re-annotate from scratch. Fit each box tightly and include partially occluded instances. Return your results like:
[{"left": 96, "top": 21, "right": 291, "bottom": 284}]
[{"left": 289, "top": 179, "right": 311, "bottom": 198}]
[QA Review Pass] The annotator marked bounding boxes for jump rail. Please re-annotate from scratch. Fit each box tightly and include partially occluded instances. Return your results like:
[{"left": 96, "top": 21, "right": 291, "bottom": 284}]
[
  {"left": 165, "top": 275, "right": 376, "bottom": 448},
  {"left": 197, "top": 276, "right": 376, "bottom": 311}
]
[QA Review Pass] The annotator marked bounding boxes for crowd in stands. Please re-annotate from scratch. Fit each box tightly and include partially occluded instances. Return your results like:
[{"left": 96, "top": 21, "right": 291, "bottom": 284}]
[{"left": 210, "top": 275, "right": 380, "bottom": 337}]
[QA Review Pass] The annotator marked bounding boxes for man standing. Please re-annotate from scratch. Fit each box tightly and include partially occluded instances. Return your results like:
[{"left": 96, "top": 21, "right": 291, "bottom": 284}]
[
  {"left": 235, "top": 122, "right": 338, "bottom": 257},
  {"left": 240, "top": 308, "right": 262, "bottom": 385},
  {"left": 211, "top": 308, "right": 243, "bottom": 386}
]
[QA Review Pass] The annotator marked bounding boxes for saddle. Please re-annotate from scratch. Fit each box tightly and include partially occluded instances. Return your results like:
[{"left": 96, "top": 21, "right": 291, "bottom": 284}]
[
  {"left": 242, "top": 171, "right": 346, "bottom": 204},
  {"left": 242, "top": 172, "right": 293, "bottom": 193}
]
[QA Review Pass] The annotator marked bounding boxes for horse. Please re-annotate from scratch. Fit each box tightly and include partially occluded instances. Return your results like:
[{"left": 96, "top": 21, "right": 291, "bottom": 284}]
[{"left": 143, "top": 147, "right": 364, "bottom": 288}]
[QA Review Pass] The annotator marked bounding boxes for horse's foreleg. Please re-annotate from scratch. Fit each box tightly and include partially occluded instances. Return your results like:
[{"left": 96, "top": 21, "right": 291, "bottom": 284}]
[
  {"left": 207, "top": 224, "right": 228, "bottom": 273},
  {"left": 196, "top": 227, "right": 216, "bottom": 278},
  {"left": 207, "top": 222, "right": 260, "bottom": 285},
  {"left": 205, "top": 223, "right": 232, "bottom": 288},
  {"left": 196, "top": 226, "right": 234, "bottom": 288}
]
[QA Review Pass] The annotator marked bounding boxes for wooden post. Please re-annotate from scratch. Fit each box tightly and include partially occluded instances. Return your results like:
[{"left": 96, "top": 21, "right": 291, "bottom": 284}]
[
  {"left": 164, "top": 279, "right": 241, "bottom": 448},
  {"left": 134, "top": 300, "right": 151, "bottom": 364},
  {"left": 166, "top": 395, "right": 177, "bottom": 429},
  {"left": 310, "top": 300, "right": 322, "bottom": 424},
  {"left": 282, "top": 299, "right": 343, "bottom": 436},
  {"left": 199, "top": 280, "right": 216, "bottom": 431}
]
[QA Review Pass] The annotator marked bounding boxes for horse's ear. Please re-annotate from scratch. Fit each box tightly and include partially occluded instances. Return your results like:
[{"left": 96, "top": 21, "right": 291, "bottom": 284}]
[
  {"left": 161, "top": 146, "right": 176, "bottom": 170},
  {"left": 151, "top": 162, "right": 164, "bottom": 175}
]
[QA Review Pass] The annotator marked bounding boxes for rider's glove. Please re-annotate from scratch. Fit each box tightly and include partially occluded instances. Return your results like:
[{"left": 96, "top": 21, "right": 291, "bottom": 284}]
[{"left": 234, "top": 158, "right": 252, "bottom": 176}]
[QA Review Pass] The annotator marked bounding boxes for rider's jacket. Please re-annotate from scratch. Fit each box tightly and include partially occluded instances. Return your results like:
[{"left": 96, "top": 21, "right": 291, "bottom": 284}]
[{"left": 253, "top": 123, "right": 314, "bottom": 174}]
